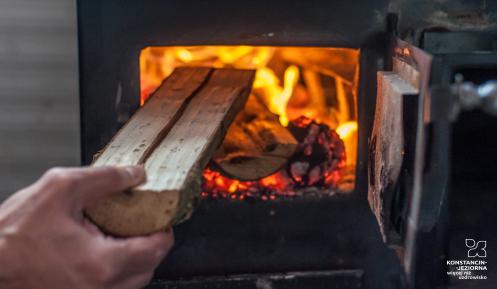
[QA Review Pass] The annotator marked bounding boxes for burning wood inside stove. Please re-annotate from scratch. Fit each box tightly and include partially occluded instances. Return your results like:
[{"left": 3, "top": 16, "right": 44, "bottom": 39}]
[
  {"left": 203, "top": 116, "right": 349, "bottom": 200},
  {"left": 212, "top": 94, "right": 298, "bottom": 181}
]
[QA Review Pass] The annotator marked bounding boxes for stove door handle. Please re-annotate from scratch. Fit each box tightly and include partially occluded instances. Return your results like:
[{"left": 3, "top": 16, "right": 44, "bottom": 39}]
[{"left": 453, "top": 80, "right": 497, "bottom": 116}]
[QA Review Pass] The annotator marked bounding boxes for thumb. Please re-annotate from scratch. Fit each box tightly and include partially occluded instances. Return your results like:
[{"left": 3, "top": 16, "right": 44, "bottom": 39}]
[
  {"left": 40, "top": 166, "right": 146, "bottom": 208},
  {"left": 76, "top": 166, "right": 147, "bottom": 206}
]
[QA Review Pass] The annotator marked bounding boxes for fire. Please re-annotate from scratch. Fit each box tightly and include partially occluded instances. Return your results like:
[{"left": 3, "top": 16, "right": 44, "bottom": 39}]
[
  {"left": 141, "top": 46, "right": 300, "bottom": 125},
  {"left": 336, "top": 121, "right": 358, "bottom": 167},
  {"left": 201, "top": 117, "right": 347, "bottom": 199},
  {"left": 140, "top": 46, "right": 360, "bottom": 199},
  {"left": 202, "top": 168, "right": 294, "bottom": 200},
  {"left": 336, "top": 121, "right": 358, "bottom": 139}
]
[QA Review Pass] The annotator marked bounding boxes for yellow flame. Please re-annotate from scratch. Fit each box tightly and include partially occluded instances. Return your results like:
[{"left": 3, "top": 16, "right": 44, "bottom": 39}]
[
  {"left": 219, "top": 46, "right": 253, "bottom": 63},
  {"left": 336, "top": 121, "right": 358, "bottom": 140},
  {"left": 273, "top": 65, "right": 299, "bottom": 126},
  {"left": 228, "top": 180, "right": 239, "bottom": 193},
  {"left": 251, "top": 65, "right": 299, "bottom": 126},
  {"left": 336, "top": 121, "right": 358, "bottom": 167},
  {"left": 175, "top": 49, "right": 193, "bottom": 62},
  {"left": 253, "top": 68, "right": 279, "bottom": 88}
]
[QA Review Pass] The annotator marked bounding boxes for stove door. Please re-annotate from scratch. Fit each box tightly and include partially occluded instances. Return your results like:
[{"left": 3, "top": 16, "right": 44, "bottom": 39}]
[
  {"left": 368, "top": 38, "right": 450, "bottom": 288},
  {"left": 368, "top": 53, "right": 421, "bottom": 246},
  {"left": 369, "top": 38, "right": 431, "bottom": 247}
]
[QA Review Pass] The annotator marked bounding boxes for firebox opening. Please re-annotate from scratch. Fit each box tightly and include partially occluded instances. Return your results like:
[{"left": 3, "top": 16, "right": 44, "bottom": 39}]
[{"left": 139, "top": 46, "right": 360, "bottom": 200}]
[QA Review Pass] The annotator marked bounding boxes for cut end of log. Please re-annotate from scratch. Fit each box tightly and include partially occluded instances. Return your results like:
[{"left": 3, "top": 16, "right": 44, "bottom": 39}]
[{"left": 85, "top": 190, "right": 180, "bottom": 237}]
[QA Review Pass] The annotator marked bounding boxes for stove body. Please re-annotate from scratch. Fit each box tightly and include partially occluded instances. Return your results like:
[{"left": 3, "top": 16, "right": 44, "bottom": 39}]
[{"left": 77, "top": 1, "right": 497, "bottom": 288}]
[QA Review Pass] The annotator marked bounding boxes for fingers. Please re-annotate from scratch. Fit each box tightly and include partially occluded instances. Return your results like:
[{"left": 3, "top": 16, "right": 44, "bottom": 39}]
[{"left": 39, "top": 166, "right": 146, "bottom": 207}]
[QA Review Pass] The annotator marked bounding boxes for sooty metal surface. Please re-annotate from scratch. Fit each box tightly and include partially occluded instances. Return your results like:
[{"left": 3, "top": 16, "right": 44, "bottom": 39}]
[
  {"left": 146, "top": 270, "right": 364, "bottom": 289},
  {"left": 154, "top": 194, "right": 404, "bottom": 289}
]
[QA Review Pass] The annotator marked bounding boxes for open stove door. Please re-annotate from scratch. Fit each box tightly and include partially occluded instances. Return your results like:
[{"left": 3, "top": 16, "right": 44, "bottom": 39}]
[{"left": 368, "top": 37, "right": 450, "bottom": 289}]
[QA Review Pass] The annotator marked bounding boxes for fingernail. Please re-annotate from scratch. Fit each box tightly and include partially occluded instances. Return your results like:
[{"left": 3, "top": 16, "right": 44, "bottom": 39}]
[{"left": 125, "top": 166, "right": 145, "bottom": 182}]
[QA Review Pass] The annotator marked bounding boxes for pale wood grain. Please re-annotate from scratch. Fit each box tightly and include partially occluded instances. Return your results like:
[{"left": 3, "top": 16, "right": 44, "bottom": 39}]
[
  {"left": 139, "top": 69, "right": 254, "bottom": 192},
  {"left": 93, "top": 67, "right": 212, "bottom": 167},
  {"left": 87, "top": 68, "right": 255, "bottom": 236}
]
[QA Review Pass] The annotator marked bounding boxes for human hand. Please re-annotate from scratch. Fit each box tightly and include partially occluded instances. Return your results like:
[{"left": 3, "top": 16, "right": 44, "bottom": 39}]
[{"left": 0, "top": 166, "right": 173, "bottom": 289}]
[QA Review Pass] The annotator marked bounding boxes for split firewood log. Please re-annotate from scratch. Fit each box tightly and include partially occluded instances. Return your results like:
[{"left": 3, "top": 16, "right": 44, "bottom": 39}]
[
  {"left": 85, "top": 67, "right": 255, "bottom": 236},
  {"left": 212, "top": 95, "right": 298, "bottom": 181}
]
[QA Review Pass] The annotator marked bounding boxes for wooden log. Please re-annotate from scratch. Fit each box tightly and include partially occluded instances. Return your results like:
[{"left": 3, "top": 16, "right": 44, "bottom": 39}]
[
  {"left": 368, "top": 71, "right": 418, "bottom": 244},
  {"left": 92, "top": 67, "right": 212, "bottom": 167},
  {"left": 212, "top": 95, "right": 298, "bottom": 181},
  {"left": 86, "top": 68, "right": 255, "bottom": 236}
]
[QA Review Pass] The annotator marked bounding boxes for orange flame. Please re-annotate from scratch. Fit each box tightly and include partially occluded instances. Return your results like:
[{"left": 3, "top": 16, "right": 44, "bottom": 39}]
[
  {"left": 140, "top": 46, "right": 302, "bottom": 126},
  {"left": 139, "top": 46, "right": 360, "bottom": 198}
]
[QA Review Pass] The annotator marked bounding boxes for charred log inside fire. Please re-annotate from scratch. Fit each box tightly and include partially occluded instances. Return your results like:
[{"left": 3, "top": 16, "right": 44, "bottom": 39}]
[{"left": 287, "top": 116, "right": 346, "bottom": 188}]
